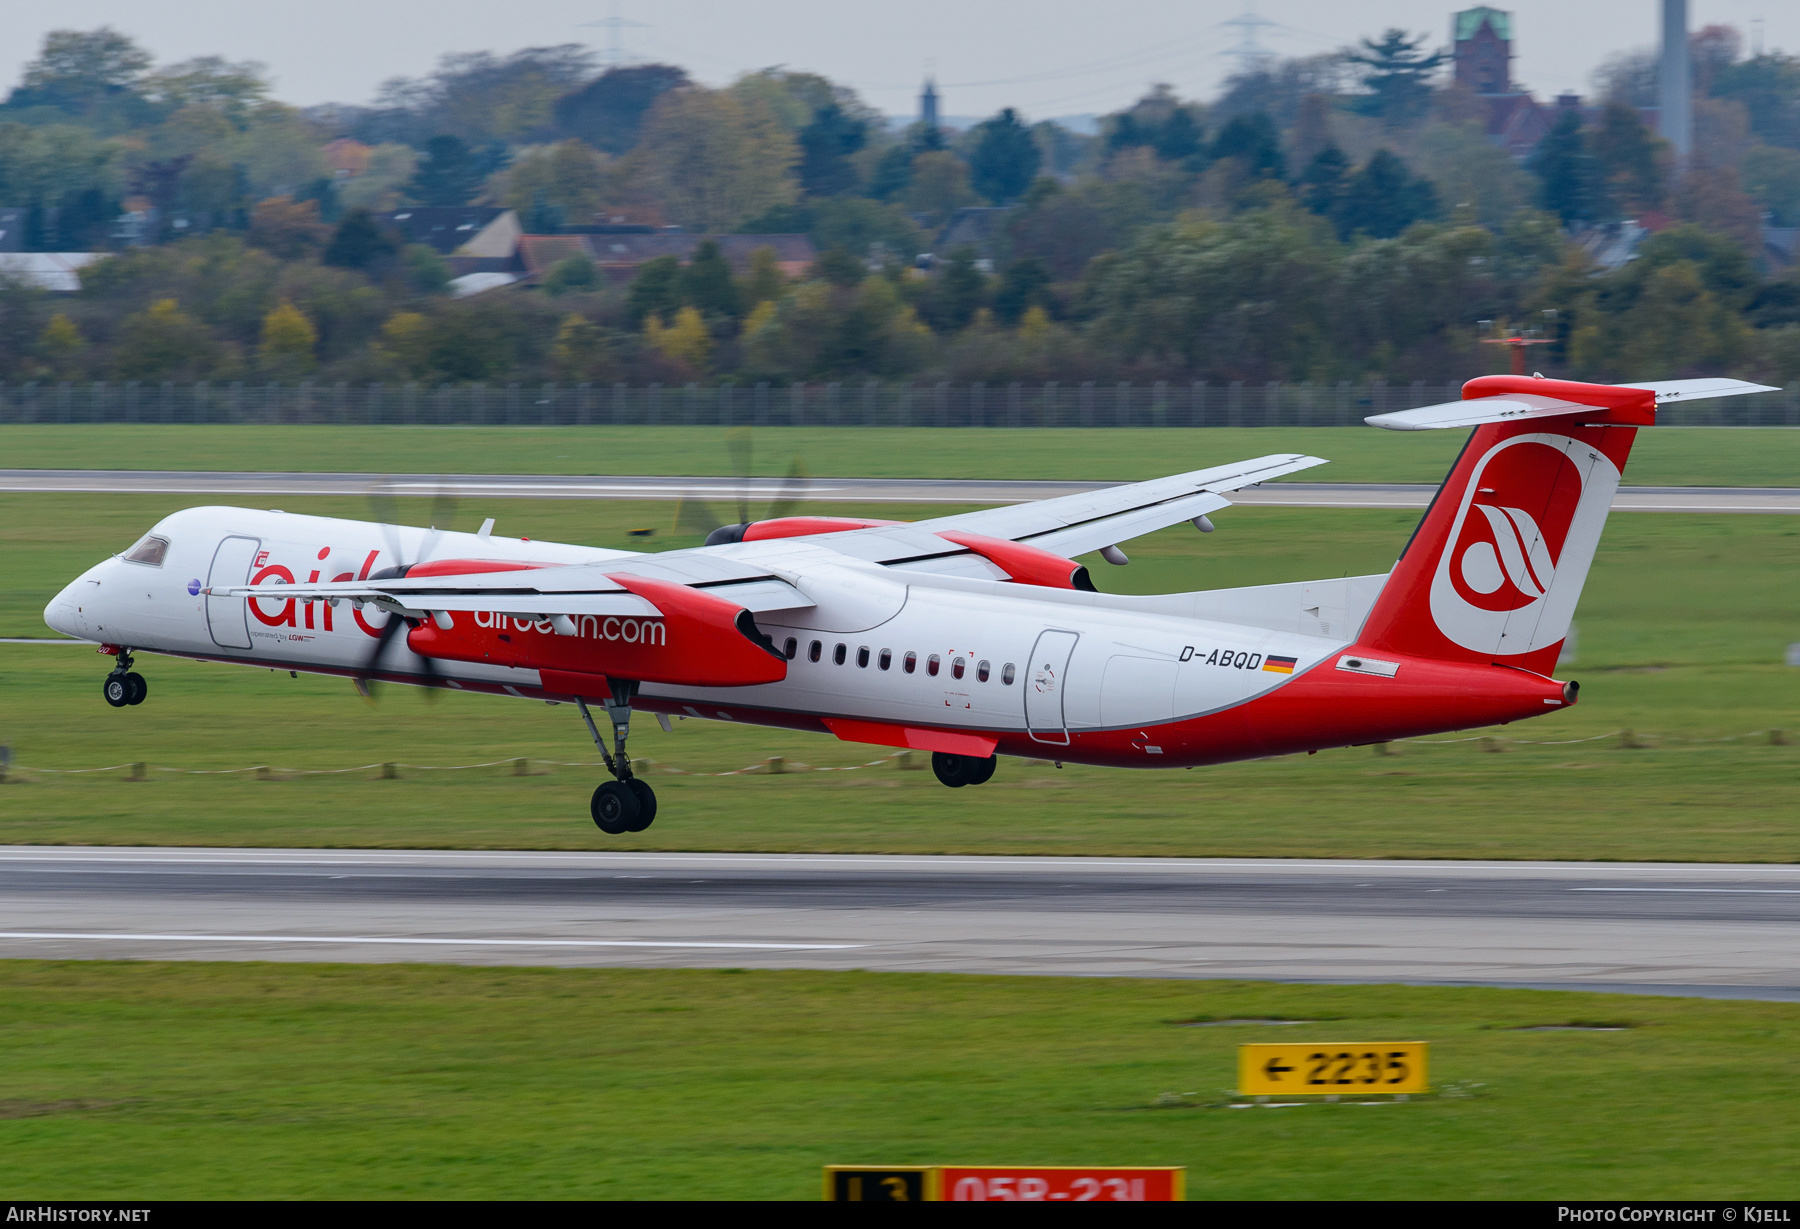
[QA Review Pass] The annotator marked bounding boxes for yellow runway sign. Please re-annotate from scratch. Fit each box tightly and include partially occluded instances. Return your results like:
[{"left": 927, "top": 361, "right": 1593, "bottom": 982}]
[{"left": 1238, "top": 1042, "right": 1428, "bottom": 1096}]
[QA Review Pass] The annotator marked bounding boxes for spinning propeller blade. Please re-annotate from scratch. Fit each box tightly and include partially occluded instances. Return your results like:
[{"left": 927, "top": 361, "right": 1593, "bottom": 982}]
[{"left": 357, "top": 478, "right": 457, "bottom": 704}]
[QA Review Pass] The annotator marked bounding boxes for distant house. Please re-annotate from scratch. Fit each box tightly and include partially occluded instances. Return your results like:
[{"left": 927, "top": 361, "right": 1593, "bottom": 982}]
[
  {"left": 929, "top": 207, "right": 1012, "bottom": 271},
  {"left": 322, "top": 138, "right": 372, "bottom": 179},
  {"left": 382, "top": 207, "right": 520, "bottom": 257},
  {"left": 0, "top": 252, "right": 107, "bottom": 291}
]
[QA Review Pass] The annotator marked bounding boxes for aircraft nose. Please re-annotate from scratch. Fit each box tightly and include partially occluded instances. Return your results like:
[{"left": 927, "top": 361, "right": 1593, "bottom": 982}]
[{"left": 44, "top": 579, "right": 84, "bottom": 638}]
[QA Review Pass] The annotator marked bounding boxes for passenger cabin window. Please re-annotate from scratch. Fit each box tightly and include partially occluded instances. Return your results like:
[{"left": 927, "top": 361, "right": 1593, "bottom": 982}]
[
  {"left": 903, "top": 652, "right": 917, "bottom": 674},
  {"left": 809, "top": 640, "right": 822, "bottom": 663},
  {"left": 952, "top": 656, "right": 966, "bottom": 680},
  {"left": 878, "top": 649, "right": 892, "bottom": 670},
  {"left": 856, "top": 646, "right": 870, "bottom": 668},
  {"left": 834, "top": 643, "right": 847, "bottom": 665},
  {"left": 124, "top": 536, "right": 169, "bottom": 566},
  {"left": 1002, "top": 662, "right": 1016, "bottom": 685},
  {"left": 927, "top": 654, "right": 941, "bottom": 677},
  {"left": 977, "top": 660, "right": 991, "bottom": 683},
  {"left": 783, "top": 637, "right": 797, "bottom": 660}
]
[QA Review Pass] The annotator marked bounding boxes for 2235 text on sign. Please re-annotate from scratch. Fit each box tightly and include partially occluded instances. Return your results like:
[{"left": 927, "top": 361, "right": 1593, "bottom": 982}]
[{"left": 1238, "top": 1042, "right": 1429, "bottom": 1097}]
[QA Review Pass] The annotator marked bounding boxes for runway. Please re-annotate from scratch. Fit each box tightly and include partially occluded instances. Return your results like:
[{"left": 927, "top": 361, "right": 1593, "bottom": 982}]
[
  {"left": 3, "top": 469, "right": 1798, "bottom": 512},
  {"left": 5, "top": 847, "right": 1800, "bottom": 1000}
]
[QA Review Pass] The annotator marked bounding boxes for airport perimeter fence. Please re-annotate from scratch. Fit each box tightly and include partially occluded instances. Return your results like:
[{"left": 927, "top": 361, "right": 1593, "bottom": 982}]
[{"left": 2, "top": 379, "right": 1798, "bottom": 429}]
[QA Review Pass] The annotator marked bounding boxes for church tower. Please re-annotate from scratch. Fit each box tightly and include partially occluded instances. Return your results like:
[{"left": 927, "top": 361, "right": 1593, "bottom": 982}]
[
  {"left": 920, "top": 77, "right": 939, "bottom": 129},
  {"left": 1454, "top": 6, "right": 1513, "bottom": 95}
]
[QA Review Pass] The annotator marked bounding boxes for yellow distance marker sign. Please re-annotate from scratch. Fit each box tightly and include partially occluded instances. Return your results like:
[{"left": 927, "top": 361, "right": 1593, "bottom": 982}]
[{"left": 1238, "top": 1042, "right": 1428, "bottom": 1096}]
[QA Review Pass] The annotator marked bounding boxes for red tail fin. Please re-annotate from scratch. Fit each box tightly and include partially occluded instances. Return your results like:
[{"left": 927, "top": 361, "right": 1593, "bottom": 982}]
[{"left": 1358, "top": 415, "right": 1638, "bottom": 676}]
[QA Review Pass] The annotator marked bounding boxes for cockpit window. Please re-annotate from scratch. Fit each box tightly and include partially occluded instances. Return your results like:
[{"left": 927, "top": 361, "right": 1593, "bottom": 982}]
[{"left": 123, "top": 536, "right": 169, "bottom": 566}]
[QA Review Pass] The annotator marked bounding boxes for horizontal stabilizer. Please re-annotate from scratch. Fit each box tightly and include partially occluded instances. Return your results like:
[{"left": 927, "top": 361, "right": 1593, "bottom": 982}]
[
  {"left": 1612, "top": 377, "right": 1781, "bottom": 403},
  {"left": 1367, "top": 378, "right": 1777, "bottom": 431}
]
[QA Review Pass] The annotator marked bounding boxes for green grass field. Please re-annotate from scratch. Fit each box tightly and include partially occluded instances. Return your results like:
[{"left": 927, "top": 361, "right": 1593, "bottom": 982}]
[
  {"left": 5, "top": 423, "right": 1800, "bottom": 486},
  {"left": 4, "top": 962, "right": 1797, "bottom": 1199},
  {"left": 4, "top": 492, "right": 1797, "bottom": 859}
]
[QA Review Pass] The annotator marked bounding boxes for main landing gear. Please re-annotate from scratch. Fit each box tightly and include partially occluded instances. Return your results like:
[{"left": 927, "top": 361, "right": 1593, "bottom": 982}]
[
  {"left": 576, "top": 681, "right": 656, "bottom": 835},
  {"left": 932, "top": 751, "right": 996, "bottom": 788},
  {"left": 102, "top": 648, "right": 147, "bottom": 708}
]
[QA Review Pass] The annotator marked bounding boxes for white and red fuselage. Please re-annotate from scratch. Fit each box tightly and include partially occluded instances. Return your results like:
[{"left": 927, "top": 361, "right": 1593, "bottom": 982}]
[
  {"left": 49, "top": 372, "right": 1778, "bottom": 816},
  {"left": 45, "top": 497, "right": 1565, "bottom": 771},
  {"left": 52, "top": 374, "right": 1776, "bottom": 776}
]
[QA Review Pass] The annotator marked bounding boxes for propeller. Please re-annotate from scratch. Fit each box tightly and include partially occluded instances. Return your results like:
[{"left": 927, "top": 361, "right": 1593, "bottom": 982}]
[
  {"left": 673, "top": 429, "right": 812, "bottom": 546},
  {"left": 356, "top": 480, "right": 459, "bottom": 703}
]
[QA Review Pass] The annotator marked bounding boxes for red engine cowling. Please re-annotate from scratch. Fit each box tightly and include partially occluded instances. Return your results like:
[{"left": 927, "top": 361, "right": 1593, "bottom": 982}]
[
  {"left": 707, "top": 516, "right": 900, "bottom": 545},
  {"left": 406, "top": 571, "right": 788, "bottom": 690},
  {"left": 935, "top": 530, "right": 1096, "bottom": 591},
  {"left": 371, "top": 558, "right": 557, "bottom": 580}
]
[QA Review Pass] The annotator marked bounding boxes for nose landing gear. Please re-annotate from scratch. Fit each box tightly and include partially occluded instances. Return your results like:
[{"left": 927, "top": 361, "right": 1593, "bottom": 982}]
[
  {"left": 576, "top": 681, "right": 656, "bottom": 834},
  {"left": 102, "top": 648, "right": 147, "bottom": 708}
]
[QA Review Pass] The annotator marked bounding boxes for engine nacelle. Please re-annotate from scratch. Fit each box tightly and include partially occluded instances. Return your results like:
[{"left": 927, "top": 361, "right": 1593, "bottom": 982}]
[
  {"left": 935, "top": 530, "right": 1096, "bottom": 591},
  {"left": 705, "top": 516, "right": 900, "bottom": 546},
  {"left": 369, "top": 558, "right": 558, "bottom": 581}
]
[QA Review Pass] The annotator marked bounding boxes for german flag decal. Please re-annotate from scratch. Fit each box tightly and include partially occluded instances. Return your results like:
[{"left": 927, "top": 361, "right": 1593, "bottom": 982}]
[{"left": 1263, "top": 655, "right": 1298, "bottom": 674}]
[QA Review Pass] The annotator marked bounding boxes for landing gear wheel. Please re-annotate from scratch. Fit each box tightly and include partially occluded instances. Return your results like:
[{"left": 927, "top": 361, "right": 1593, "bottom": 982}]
[
  {"left": 124, "top": 672, "right": 147, "bottom": 705},
  {"left": 103, "top": 674, "right": 130, "bottom": 708},
  {"left": 932, "top": 752, "right": 997, "bottom": 788},
  {"left": 591, "top": 780, "right": 642, "bottom": 834},
  {"left": 624, "top": 778, "right": 657, "bottom": 831}
]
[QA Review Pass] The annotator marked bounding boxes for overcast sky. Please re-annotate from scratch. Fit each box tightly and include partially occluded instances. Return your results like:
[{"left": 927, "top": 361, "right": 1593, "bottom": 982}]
[{"left": 8, "top": 0, "right": 1796, "bottom": 120}]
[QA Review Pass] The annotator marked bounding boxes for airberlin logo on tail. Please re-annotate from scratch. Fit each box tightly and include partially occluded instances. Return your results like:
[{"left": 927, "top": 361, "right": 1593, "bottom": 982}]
[
  {"left": 1427, "top": 433, "right": 1620, "bottom": 658},
  {"left": 1457, "top": 503, "right": 1555, "bottom": 606}
]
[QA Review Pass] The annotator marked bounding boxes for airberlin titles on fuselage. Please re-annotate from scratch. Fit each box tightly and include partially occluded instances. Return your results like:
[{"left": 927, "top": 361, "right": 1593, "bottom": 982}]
[{"left": 473, "top": 609, "right": 669, "bottom": 647}]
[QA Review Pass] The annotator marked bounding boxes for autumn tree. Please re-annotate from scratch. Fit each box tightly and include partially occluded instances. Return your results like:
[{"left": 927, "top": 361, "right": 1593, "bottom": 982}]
[
  {"left": 502, "top": 139, "right": 610, "bottom": 225},
  {"left": 542, "top": 255, "right": 599, "bottom": 296},
  {"left": 14, "top": 27, "right": 150, "bottom": 113},
  {"left": 1348, "top": 29, "right": 1447, "bottom": 126},
  {"left": 553, "top": 64, "right": 690, "bottom": 154},
  {"left": 258, "top": 301, "right": 317, "bottom": 376},
  {"left": 797, "top": 101, "right": 867, "bottom": 197},
  {"left": 633, "top": 88, "right": 799, "bottom": 232},
  {"left": 1530, "top": 110, "right": 1594, "bottom": 225},
  {"left": 1334, "top": 150, "right": 1439, "bottom": 239},
  {"left": 552, "top": 312, "right": 607, "bottom": 379},
  {"left": 968, "top": 108, "right": 1041, "bottom": 204},
  {"left": 627, "top": 255, "right": 683, "bottom": 325},
  {"left": 680, "top": 240, "right": 741, "bottom": 318},
  {"left": 38, "top": 313, "right": 85, "bottom": 379},
  {"left": 905, "top": 151, "right": 975, "bottom": 223},
  {"left": 323, "top": 208, "right": 398, "bottom": 271},
  {"left": 1209, "top": 113, "right": 1285, "bottom": 179},
  {"left": 645, "top": 303, "right": 711, "bottom": 370},
  {"left": 379, "top": 312, "right": 434, "bottom": 378},
  {"left": 248, "top": 196, "right": 329, "bottom": 260},
  {"left": 407, "top": 135, "right": 483, "bottom": 206},
  {"left": 112, "top": 300, "right": 222, "bottom": 380}
]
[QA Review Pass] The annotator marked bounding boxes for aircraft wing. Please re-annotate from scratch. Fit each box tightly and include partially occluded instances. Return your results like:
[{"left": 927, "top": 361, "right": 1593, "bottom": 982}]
[
  {"left": 900, "top": 452, "right": 1326, "bottom": 559},
  {"left": 208, "top": 566, "right": 814, "bottom": 618}
]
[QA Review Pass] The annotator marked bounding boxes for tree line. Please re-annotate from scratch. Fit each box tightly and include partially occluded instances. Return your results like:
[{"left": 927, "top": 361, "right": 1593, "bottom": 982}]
[{"left": 0, "top": 25, "right": 1798, "bottom": 389}]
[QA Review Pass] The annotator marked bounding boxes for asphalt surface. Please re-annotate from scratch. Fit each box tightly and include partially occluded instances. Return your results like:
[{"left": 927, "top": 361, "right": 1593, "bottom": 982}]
[
  {"left": 5, "top": 847, "right": 1800, "bottom": 1000},
  {"left": 3, "top": 469, "right": 1798, "bottom": 512}
]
